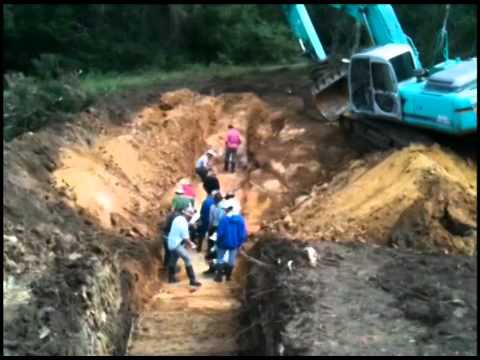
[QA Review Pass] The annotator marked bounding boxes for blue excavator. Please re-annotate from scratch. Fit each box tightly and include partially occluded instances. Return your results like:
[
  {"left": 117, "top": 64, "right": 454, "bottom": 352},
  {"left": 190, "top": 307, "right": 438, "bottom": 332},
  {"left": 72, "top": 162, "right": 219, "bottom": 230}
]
[{"left": 282, "top": 4, "right": 477, "bottom": 148}]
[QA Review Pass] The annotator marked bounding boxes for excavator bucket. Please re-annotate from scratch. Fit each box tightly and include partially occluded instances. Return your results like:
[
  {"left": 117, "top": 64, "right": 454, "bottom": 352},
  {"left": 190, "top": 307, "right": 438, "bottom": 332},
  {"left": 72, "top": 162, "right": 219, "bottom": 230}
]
[{"left": 308, "top": 62, "right": 349, "bottom": 122}]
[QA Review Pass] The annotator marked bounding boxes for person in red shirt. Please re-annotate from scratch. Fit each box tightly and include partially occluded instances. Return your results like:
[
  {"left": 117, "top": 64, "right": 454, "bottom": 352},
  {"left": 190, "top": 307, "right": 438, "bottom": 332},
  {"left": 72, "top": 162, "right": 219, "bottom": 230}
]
[
  {"left": 180, "top": 179, "right": 196, "bottom": 207},
  {"left": 224, "top": 124, "right": 241, "bottom": 173}
]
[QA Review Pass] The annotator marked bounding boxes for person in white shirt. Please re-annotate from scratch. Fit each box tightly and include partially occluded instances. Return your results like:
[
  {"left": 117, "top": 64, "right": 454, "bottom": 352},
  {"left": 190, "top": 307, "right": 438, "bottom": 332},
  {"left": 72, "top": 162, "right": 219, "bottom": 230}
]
[
  {"left": 195, "top": 149, "right": 215, "bottom": 182},
  {"left": 167, "top": 206, "right": 202, "bottom": 287}
]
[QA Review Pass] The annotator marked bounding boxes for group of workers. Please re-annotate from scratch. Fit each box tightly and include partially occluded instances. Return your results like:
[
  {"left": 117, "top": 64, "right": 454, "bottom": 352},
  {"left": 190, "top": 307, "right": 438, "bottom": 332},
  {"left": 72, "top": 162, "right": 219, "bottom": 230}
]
[{"left": 161, "top": 124, "right": 247, "bottom": 288}]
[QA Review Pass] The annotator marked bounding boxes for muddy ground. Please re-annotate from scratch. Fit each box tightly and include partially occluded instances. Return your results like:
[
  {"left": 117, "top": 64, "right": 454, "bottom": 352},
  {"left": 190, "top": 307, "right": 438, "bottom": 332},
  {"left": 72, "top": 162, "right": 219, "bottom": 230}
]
[
  {"left": 3, "top": 65, "right": 477, "bottom": 355},
  {"left": 241, "top": 235, "right": 477, "bottom": 356}
]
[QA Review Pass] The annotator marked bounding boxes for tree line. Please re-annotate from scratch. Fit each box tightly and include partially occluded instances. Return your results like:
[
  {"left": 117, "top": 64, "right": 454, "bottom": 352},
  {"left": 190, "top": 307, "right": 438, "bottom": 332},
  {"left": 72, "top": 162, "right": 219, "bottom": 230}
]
[{"left": 4, "top": 4, "right": 477, "bottom": 75}]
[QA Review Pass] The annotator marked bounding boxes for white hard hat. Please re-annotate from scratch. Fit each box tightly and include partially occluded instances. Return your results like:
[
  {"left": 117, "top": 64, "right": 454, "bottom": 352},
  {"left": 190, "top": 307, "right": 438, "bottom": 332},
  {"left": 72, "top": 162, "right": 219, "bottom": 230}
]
[
  {"left": 220, "top": 199, "right": 234, "bottom": 210},
  {"left": 182, "top": 206, "right": 195, "bottom": 216},
  {"left": 229, "top": 202, "right": 241, "bottom": 215},
  {"left": 221, "top": 199, "right": 241, "bottom": 214},
  {"left": 179, "top": 178, "right": 190, "bottom": 186},
  {"left": 175, "top": 187, "right": 184, "bottom": 194},
  {"left": 207, "top": 149, "right": 216, "bottom": 156}
]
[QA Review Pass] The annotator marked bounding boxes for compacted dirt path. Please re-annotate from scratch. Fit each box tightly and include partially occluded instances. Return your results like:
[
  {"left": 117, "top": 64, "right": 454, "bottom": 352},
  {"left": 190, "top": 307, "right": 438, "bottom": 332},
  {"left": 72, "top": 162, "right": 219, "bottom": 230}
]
[{"left": 127, "top": 251, "right": 243, "bottom": 356}]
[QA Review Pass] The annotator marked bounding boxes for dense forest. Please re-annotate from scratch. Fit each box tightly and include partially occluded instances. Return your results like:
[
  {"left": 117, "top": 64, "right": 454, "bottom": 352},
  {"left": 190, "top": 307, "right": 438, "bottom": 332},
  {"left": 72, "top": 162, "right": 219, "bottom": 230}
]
[
  {"left": 3, "top": 4, "right": 477, "bottom": 139},
  {"left": 4, "top": 4, "right": 477, "bottom": 74}
]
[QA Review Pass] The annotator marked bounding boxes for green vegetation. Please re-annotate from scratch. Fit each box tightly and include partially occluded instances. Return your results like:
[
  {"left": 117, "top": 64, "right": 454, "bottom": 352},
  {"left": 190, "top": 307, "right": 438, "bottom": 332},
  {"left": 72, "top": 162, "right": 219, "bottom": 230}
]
[
  {"left": 79, "top": 63, "right": 294, "bottom": 96},
  {"left": 3, "top": 4, "right": 476, "bottom": 140}
]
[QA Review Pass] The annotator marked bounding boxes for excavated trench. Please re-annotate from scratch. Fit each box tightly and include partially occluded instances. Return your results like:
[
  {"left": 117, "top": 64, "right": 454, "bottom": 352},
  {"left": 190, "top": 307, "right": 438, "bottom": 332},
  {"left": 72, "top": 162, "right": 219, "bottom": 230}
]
[
  {"left": 4, "top": 73, "right": 476, "bottom": 355},
  {"left": 3, "top": 83, "right": 361, "bottom": 355}
]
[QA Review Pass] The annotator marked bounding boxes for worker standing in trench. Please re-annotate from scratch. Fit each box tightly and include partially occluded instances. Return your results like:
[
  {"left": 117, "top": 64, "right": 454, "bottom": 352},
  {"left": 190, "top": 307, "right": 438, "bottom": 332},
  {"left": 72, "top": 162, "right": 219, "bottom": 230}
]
[
  {"left": 197, "top": 189, "right": 217, "bottom": 253},
  {"left": 171, "top": 187, "right": 191, "bottom": 212},
  {"left": 203, "top": 169, "right": 220, "bottom": 196},
  {"left": 195, "top": 149, "right": 216, "bottom": 182},
  {"left": 167, "top": 206, "right": 202, "bottom": 287},
  {"left": 224, "top": 124, "right": 241, "bottom": 173},
  {"left": 179, "top": 178, "right": 196, "bottom": 208},
  {"left": 214, "top": 199, "right": 248, "bottom": 282},
  {"left": 204, "top": 191, "right": 225, "bottom": 275}
]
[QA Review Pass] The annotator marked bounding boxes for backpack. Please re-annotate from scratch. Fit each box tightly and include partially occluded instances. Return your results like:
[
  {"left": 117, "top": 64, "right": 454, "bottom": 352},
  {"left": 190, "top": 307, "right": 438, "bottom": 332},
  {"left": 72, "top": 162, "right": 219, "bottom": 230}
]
[{"left": 163, "top": 211, "right": 181, "bottom": 235}]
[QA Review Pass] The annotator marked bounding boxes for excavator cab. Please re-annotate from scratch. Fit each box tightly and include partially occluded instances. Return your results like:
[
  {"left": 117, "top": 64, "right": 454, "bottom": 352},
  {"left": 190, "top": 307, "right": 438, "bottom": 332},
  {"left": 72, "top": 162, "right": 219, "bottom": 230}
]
[{"left": 348, "top": 44, "right": 416, "bottom": 120}]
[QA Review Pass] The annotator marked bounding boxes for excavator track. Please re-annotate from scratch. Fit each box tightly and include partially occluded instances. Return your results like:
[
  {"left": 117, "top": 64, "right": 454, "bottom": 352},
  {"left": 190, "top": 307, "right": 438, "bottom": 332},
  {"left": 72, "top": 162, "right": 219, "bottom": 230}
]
[
  {"left": 339, "top": 113, "right": 478, "bottom": 162},
  {"left": 339, "top": 112, "right": 441, "bottom": 151}
]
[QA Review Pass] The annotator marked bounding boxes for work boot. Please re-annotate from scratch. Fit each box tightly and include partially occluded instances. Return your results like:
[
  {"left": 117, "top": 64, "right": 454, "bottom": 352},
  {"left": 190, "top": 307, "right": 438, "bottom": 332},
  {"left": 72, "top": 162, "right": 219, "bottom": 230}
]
[
  {"left": 196, "top": 236, "right": 203, "bottom": 253},
  {"left": 203, "top": 265, "right": 216, "bottom": 276},
  {"left": 225, "top": 265, "right": 233, "bottom": 281},
  {"left": 186, "top": 266, "right": 202, "bottom": 287},
  {"left": 214, "top": 264, "right": 224, "bottom": 283},
  {"left": 168, "top": 267, "right": 178, "bottom": 283}
]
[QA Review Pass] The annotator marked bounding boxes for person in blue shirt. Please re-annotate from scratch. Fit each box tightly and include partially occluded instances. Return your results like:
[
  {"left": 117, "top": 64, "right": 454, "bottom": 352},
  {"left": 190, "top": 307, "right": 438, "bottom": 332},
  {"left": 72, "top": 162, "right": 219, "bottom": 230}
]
[
  {"left": 203, "top": 191, "right": 225, "bottom": 275},
  {"left": 214, "top": 199, "right": 248, "bottom": 283},
  {"left": 167, "top": 206, "right": 201, "bottom": 287},
  {"left": 197, "top": 191, "right": 216, "bottom": 252}
]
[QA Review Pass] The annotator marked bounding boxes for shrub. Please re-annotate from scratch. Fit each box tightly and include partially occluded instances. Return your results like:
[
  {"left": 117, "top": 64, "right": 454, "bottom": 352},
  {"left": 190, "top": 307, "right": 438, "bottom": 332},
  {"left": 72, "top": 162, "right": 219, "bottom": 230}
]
[{"left": 3, "top": 71, "right": 92, "bottom": 141}]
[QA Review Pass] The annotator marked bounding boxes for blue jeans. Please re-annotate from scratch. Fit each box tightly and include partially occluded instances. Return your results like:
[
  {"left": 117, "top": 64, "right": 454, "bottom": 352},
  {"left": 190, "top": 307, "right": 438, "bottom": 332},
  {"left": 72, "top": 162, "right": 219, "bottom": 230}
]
[
  {"left": 216, "top": 247, "right": 238, "bottom": 267},
  {"left": 169, "top": 244, "right": 193, "bottom": 267}
]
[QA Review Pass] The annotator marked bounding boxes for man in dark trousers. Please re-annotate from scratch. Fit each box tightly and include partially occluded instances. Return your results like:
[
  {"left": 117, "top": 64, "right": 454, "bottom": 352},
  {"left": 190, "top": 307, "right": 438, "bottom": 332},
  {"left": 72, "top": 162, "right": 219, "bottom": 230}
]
[
  {"left": 161, "top": 210, "right": 181, "bottom": 276},
  {"left": 197, "top": 191, "right": 216, "bottom": 253},
  {"left": 224, "top": 124, "right": 241, "bottom": 173},
  {"left": 167, "top": 206, "right": 202, "bottom": 287}
]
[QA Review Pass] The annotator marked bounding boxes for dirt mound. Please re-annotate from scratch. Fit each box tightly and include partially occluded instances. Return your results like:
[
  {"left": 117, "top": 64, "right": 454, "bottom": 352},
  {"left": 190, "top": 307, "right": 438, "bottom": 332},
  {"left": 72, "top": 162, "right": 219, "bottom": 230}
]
[
  {"left": 275, "top": 144, "right": 477, "bottom": 255},
  {"left": 241, "top": 235, "right": 477, "bottom": 356}
]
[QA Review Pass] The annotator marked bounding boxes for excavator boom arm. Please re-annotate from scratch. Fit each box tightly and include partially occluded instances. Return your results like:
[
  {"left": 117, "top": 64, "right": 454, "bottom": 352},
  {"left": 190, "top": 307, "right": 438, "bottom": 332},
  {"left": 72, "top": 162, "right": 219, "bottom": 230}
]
[{"left": 283, "top": 4, "right": 422, "bottom": 69}]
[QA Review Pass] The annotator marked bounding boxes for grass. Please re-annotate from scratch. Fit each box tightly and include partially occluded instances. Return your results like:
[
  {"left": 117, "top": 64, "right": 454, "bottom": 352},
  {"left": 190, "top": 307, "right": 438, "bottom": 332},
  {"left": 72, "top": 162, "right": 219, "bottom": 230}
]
[
  {"left": 79, "top": 62, "right": 309, "bottom": 96},
  {"left": 4, "top": 61, "right": 309, "bottom": 141}
]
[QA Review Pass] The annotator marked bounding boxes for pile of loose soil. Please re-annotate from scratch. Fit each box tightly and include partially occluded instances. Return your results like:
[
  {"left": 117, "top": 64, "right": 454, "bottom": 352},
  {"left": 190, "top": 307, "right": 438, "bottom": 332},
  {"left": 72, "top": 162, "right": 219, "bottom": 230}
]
[
  {"left": 241, "top": 235, "right": 477, "bottom": 356},
  {"left": 272, "top": 144, "right": 477, "bottom": 255}
]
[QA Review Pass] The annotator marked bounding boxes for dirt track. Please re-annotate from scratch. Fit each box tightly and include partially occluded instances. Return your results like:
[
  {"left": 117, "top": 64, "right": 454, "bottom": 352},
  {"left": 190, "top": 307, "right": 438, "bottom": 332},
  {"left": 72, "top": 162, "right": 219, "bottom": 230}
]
[{"left": 3, "top": 66, "right": 477, "bottom": 355}]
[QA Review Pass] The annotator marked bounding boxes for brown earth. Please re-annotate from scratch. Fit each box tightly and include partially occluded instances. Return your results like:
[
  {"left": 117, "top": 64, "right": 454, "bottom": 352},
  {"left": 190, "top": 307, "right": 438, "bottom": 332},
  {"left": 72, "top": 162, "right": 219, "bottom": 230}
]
[
  {"left": 271, "top": 144, "right": 477, "bottom": 256},
  {"left": 241, "top": 235, "right": 477, "bottom": 356},
  {"left": 3, "top": 66, "right": 477, "bottom": 356}
]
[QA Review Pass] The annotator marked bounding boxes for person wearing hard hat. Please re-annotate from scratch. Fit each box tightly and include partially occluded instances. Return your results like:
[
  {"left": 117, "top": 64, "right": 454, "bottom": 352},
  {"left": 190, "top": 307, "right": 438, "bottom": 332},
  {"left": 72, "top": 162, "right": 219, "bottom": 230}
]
[
  {"left": 167, "top": 206, "right": 202, "bottom": 287},
  {"left": 214, "top": 199, "right": 248, "bottom": 283},
  {"left": 195, "top": 149, "right": 216, "bottom": 182},
  {"left": 224, "top": 191, "right": 241, "bottom": 211},
  {"left": 171, "top": 187, "right": 191, "bottom": 212}
]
